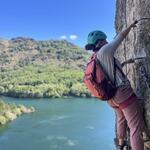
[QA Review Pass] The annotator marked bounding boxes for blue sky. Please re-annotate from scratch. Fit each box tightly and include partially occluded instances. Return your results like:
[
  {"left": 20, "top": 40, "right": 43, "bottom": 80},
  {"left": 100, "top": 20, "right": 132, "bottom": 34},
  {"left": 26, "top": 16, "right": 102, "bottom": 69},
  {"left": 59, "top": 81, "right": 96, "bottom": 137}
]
[{"left": 0, "top": 0, "right": 116, "bottom": 47}]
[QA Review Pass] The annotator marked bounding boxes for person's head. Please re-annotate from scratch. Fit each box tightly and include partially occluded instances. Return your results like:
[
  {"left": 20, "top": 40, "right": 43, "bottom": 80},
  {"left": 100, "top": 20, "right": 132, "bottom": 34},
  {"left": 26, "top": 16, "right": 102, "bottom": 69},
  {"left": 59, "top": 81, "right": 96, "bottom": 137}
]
[{"left": 85, "top": 30, "right": 108, "bottom": 52}]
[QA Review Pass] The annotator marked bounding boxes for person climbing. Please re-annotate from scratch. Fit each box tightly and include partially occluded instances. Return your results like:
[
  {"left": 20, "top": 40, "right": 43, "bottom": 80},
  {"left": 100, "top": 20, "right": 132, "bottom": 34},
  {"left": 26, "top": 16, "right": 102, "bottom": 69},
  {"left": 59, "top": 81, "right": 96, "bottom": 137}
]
[{"left": 84, "top": 21, "right": 146, "bottom": 150}]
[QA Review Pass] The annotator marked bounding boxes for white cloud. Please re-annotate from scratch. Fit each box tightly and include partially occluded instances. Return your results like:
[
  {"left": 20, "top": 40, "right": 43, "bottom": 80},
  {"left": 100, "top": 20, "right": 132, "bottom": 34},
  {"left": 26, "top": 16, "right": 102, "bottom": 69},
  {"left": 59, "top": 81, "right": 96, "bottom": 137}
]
[
  {"left": 69, "top": 35, "right": 78, "bottom": 40},
  {"left": 60, "top": 34, "right": 78, "bottom": 40},
  {"left": 60, "top": 35, "right": 67, "bottom": 39}
]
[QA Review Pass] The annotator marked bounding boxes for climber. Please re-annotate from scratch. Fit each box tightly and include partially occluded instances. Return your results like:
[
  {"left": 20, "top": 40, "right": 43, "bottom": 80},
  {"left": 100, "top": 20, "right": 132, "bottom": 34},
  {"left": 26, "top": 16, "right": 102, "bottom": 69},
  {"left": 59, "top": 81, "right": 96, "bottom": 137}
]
[{"left": 84, "top": 21, "right": 146, "bottom": 150}]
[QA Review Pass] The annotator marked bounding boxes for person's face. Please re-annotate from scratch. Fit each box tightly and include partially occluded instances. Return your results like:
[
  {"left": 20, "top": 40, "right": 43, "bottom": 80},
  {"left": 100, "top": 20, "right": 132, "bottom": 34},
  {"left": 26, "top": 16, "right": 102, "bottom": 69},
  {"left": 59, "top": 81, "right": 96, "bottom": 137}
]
[{"left": 95, "top": 39, "right": 107, "bottom": 49}]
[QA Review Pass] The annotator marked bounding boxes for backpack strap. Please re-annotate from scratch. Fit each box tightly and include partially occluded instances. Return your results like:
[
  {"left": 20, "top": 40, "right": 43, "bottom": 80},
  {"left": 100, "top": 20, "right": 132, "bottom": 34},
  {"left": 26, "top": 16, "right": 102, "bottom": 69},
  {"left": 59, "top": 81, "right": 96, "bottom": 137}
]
[
  {"left": 114, "top": 58, "right": 117, "bottom": 86},
  {"left": 114, "top": 58, "right": 126, "bottom": 78},
  {"left": 86, "top": 53, "right": 97, "bottom": 80},
  {"left": 93, "top": 55, "right": 97, "bottom": 80}
]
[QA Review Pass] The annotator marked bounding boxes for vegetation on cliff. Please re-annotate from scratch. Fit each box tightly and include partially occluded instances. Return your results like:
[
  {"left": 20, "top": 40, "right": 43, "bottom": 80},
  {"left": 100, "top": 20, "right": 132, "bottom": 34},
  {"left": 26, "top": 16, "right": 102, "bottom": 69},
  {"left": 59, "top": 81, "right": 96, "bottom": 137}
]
[
  {"left": 0, "top": 100, "right": 35, "bottom": 125},
  {"left": 0, "top": 64, "right": 91, "bottom": 98}
]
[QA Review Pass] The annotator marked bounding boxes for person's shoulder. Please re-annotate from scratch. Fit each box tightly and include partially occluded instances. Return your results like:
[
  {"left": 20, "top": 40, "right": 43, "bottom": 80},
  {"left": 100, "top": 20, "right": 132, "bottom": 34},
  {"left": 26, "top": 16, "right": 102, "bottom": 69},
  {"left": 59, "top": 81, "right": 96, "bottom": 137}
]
[{"left": 97, "top": 43, "right": 112, "bottom": 56}]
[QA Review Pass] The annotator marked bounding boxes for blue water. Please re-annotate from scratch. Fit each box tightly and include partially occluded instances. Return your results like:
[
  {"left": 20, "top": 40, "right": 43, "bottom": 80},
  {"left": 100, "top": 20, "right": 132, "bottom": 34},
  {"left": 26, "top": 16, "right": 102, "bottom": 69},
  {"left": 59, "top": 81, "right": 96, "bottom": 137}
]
[{"left": 0, "top": 97, "right": 115, "bottom": 150}]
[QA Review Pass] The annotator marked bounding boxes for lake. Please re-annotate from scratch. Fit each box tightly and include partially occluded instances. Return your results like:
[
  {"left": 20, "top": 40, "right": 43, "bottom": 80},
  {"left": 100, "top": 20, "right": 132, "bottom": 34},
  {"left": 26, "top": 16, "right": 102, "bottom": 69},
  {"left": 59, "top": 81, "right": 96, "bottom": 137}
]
[{"left": 0, "top": 97, "right": 115, "bottom": 150}]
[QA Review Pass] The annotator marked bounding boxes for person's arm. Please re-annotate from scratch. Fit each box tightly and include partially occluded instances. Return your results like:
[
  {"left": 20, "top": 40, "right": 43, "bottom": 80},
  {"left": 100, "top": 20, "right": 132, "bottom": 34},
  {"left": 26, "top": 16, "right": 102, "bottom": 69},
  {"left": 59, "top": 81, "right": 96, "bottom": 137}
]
[
  {"left": 120, "top": 21, "right": 137, "bottom": 38},
  {"left": 121, "top": 58, "right": 135, "bottom": 68},
  {"left": 100, "top": 21, "right": 138, "bottom": 56}
]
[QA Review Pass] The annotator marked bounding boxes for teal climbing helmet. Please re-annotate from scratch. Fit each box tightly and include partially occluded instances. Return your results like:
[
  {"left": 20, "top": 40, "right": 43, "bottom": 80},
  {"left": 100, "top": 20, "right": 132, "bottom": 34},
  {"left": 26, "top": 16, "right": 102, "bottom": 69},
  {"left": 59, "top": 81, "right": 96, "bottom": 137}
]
[{"left": 85, "top": 30, "right": 107, "bottom": 50}]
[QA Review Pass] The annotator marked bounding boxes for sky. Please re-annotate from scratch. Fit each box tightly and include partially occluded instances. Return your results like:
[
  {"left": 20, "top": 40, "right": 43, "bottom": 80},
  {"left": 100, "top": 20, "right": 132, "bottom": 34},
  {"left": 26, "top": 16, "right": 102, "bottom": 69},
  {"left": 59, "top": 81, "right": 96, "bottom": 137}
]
[{"left": 0, "top": 0, "right": 116, "bottom": 47}]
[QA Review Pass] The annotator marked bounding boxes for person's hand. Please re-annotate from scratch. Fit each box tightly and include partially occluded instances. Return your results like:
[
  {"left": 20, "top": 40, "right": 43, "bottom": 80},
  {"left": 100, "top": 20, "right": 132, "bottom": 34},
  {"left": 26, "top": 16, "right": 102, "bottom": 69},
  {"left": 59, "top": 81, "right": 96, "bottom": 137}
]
[
  {"left": 130, "top": 20, "right": 138, "bottom": 28},
  {"left": 120, "top": 20, "right": 138, "bottom": 38}
]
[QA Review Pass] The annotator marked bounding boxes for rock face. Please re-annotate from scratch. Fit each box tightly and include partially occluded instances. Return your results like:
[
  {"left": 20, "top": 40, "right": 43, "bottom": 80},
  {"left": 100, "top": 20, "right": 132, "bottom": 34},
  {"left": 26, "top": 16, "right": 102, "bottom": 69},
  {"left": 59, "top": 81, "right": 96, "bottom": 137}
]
[{"left": 115, "top": 0, "right": 150, "bottom": 149}]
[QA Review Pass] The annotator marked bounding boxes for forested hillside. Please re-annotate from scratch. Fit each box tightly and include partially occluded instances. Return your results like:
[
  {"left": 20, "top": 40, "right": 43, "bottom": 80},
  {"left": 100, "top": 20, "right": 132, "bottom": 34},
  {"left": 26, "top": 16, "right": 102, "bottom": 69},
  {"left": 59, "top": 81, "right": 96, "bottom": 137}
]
[{"left": 0, "top": 37, "right": 91, "bottom": 98}]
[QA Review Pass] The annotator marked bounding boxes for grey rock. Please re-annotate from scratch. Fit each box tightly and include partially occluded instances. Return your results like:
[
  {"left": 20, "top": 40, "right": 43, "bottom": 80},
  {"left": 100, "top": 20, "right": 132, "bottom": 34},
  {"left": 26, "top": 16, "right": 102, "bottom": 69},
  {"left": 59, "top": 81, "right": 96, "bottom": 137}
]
[{"left": 115, "top": 0, "right": 150, "bottom": 149}]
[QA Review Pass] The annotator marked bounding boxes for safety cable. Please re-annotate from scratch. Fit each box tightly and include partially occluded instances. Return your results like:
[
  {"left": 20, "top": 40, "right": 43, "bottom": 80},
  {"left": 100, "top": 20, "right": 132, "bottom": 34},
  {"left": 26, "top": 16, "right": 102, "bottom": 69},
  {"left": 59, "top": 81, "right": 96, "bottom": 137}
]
[{"left": 137, "top": 17, "right": 150, "bottom": 22}]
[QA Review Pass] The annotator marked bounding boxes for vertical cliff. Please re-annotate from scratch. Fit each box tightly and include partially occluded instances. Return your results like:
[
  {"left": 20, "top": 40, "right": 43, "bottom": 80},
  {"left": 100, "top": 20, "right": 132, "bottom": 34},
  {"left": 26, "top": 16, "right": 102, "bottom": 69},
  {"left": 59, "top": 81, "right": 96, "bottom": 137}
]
[{"left": 115, "top": 0, "right": 150, "bottom": 149}]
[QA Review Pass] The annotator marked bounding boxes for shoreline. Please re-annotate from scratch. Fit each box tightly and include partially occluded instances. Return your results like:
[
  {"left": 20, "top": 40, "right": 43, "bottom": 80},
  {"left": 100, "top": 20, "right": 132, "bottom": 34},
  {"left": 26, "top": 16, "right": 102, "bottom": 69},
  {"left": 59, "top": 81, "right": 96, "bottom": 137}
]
[
  {"left": 0, "top": 100, "right": 35, "bottom": 125},
  {"left": 0, "top": 93, "right": 92, "bottom": 99}
]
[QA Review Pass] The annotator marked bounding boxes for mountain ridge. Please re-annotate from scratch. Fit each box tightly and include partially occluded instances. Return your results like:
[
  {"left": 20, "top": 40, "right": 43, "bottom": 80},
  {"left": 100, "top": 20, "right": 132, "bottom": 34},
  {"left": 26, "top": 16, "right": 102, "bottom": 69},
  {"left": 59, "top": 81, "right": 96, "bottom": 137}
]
[{"left": 0, "top": 37, "right": 89, "bottom": 70}]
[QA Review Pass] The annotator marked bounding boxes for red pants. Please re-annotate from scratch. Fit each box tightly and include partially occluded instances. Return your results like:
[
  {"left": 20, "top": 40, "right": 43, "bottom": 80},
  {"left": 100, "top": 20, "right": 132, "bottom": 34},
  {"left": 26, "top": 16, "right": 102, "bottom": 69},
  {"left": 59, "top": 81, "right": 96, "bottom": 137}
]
[{"left": 108, "top": 86, "right": 145, "bottom": 150}]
